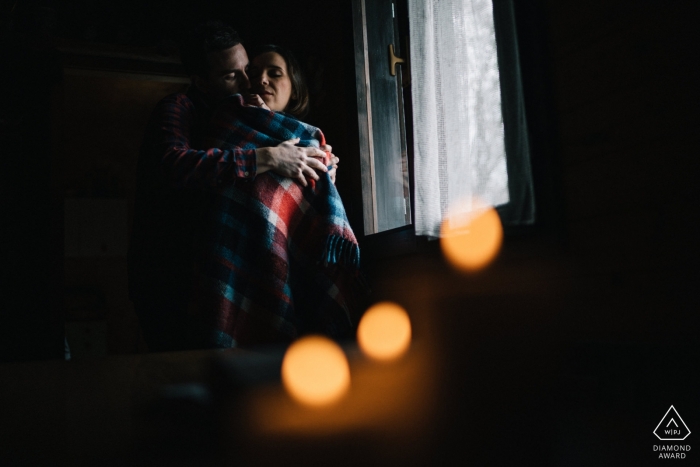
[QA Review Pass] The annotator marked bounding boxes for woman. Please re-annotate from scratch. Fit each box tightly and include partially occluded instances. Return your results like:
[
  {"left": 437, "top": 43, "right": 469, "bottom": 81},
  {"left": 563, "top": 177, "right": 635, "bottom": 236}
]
[
  {"left": 244, "top": 44, "right": 339, "bottom": 183},
  {"left": 245, "top": 45, "right": 309, "bottom": 117},
  {"left": 193, "top": 45, "right": 365, "bottom": 348}
]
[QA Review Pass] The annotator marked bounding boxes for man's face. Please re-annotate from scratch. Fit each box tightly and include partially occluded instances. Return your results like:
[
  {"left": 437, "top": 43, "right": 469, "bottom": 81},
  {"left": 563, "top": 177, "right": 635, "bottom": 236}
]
[{"left": 195, "top": 44, "right": 250, "bottom": 99}]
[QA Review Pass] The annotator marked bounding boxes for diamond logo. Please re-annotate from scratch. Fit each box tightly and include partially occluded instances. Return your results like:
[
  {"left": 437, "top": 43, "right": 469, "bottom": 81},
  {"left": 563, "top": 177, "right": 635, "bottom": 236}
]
[{"left": 654, "top": 405, "right": 691, "bottom": 441}]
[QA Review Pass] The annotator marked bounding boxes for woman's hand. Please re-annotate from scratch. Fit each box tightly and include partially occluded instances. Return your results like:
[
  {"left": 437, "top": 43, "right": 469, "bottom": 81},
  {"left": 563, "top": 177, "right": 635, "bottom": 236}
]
[
  {"left": 243, "top": 93, "right": 270, "bottom": 110},
  {"left": 321, "top": 144, "right": 339, "bottom": 185}
]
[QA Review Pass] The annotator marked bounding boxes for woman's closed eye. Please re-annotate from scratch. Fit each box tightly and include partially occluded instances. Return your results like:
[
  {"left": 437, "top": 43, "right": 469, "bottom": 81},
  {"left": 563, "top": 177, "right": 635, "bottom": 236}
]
[{"left": 249, "top": 69, "right": 283, "bottom": 81}]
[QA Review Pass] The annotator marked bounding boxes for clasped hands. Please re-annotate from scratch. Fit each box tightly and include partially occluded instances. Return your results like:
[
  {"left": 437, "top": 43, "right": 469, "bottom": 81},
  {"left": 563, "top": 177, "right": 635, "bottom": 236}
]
[{"left": 245, "top": 93, "right": 339, "bottom": 186}]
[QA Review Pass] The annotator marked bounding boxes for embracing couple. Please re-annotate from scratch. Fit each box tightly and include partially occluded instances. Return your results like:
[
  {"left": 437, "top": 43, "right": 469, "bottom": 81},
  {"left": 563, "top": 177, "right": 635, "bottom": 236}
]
[{"left": 128, "top": 21, "right": 365, "bottom": 352}]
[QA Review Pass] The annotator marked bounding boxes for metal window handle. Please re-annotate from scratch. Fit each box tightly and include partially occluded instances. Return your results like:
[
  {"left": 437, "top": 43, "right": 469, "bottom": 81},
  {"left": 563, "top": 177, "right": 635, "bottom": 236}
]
[{"left": 388, "top": 44, "right": 405, "bottom": 76}]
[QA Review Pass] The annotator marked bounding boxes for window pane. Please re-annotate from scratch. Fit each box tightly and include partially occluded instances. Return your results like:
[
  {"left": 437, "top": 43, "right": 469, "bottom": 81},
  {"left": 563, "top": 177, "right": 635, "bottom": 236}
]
[{"left": 352, "top": 0, "right": 411, "bottom": 235}]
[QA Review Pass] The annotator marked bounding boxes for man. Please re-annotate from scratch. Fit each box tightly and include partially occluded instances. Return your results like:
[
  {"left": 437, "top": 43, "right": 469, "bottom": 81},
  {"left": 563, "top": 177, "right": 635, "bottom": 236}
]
[{"left": 128, "top": 21, "right": 337, "bottom": 352}]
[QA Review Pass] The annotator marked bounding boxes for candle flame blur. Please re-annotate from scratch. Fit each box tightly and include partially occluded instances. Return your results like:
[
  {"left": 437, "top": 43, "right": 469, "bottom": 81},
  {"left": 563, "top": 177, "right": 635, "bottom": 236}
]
[
  {"left": 440, "top": 200, "right": 503, "bottom": 272},
  {"left": 281, "top": 335, "right": 351, "bottom": 407},
  {"left": 357, "top": 302, "right": 412, "bottom": 361}
]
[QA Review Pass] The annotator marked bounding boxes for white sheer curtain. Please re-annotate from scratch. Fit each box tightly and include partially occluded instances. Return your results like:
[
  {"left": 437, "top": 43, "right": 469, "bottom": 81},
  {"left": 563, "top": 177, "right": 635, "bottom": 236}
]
[{"left": 408, "top": 0, "right": 509, "bottom": 238}]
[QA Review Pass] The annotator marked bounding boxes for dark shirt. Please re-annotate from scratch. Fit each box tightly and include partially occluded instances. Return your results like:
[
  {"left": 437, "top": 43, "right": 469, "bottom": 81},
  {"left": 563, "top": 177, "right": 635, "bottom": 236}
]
[{"left": 127, "top": 87, "right": 257, "bottom": 303}]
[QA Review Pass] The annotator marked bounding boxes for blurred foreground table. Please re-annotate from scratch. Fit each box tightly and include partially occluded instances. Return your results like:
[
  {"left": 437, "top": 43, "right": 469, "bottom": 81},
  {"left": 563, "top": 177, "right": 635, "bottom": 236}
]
[
  {"left": 0, "top": 342, "right": 437, "bottom": 467},
  {"left": 0, "top": 349, "right": 244, "bottom": 466}
]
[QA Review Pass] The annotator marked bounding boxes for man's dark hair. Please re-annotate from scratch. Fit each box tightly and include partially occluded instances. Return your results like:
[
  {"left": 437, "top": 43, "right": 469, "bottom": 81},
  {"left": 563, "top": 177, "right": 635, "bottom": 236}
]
[
  {"left": 180, "top": 21, "right": 242, "bottom": 78},
  {"left": 250, "top": 44, "right": 310, "bottom": 119}
]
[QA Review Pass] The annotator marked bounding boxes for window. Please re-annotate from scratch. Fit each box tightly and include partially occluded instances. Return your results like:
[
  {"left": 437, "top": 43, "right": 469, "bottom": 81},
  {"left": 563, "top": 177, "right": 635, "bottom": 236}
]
[
  {"left": 351, "top": 0, "right": 412, "bottom": 235},
  {"left": 351, "top": 0, "right": 535, "bottom": 252}
]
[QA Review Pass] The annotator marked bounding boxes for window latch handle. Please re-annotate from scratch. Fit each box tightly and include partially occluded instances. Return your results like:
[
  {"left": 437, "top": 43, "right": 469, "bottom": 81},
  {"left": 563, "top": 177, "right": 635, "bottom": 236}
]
[{"left": 388, "top": 44, "right": 405, "bottom": 77}]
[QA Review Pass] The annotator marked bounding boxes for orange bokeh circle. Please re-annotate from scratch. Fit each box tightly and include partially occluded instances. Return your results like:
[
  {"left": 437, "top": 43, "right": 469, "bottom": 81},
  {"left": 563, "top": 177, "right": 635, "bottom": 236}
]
[
  {"left": 357, "top": 301, "right": 412, "bottom": 361},
  {"left": 440, "top": 203, "right": 503, "bottom": 272},
  {"left": 281, "top": 335, "right": 351, "bottom": 407}
]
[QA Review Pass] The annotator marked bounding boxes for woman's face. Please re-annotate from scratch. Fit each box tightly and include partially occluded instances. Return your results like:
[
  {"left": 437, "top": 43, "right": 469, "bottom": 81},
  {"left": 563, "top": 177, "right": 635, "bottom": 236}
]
[{"left": 249, "top": 51, "right": 294, "bottom": 112}]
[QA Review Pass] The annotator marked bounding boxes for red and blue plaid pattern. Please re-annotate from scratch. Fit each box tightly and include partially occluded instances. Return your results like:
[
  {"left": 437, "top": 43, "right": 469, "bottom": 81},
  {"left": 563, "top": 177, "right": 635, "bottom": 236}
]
[
  {"left": 155, "top": 93, "right": 258, "bottom": 187},
  {"left": 129, "top": 91, "right": 257, "bottom": 306},
  {"left": 193, "top": 95, "right": 365, "bottom": 347}
]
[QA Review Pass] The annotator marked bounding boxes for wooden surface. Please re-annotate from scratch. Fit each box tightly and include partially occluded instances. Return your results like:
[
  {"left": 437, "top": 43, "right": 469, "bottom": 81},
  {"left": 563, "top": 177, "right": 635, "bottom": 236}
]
[{"left": 0, "top": 349, "right": 242, "bottom": 466}]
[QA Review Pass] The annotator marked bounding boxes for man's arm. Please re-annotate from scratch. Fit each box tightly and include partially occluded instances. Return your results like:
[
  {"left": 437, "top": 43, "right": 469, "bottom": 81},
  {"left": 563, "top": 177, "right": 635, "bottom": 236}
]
[
  {"left": 152, "top": 93, "right": 255, "bottom": 188},
  {"left": 152, "top": 94, "right": 327, "bottom": 188}
]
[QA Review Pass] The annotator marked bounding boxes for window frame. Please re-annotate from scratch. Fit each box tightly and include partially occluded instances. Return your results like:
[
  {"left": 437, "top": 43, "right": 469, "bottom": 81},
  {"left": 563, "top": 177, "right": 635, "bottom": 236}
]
[{"left": 348, "top": 0, "right": 565, "bottom": 261}]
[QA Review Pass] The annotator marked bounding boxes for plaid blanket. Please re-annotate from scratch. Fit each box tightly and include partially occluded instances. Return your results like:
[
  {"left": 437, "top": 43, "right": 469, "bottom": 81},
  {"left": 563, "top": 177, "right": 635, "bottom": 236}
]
[{"left": 193, "top": 94, "right": 365, "bottom": 347}]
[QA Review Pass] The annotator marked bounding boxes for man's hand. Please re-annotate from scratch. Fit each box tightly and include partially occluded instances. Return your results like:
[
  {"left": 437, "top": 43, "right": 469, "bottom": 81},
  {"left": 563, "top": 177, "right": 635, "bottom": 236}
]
[
  {"left": 322, "top": 144, "right": 339, "bottom": 185},
  {"left": 255, "top": 138, "right": 328, "bottom": 187}
]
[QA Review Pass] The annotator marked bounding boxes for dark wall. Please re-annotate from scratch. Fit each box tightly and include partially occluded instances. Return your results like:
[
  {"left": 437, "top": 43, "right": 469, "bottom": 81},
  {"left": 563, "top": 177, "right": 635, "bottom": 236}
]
[
  {"left": 543, "top": 0, "right": 699, "bottom": 343},
  {"left": 1, "top": 3, "right": 65, "bottom": 362}
]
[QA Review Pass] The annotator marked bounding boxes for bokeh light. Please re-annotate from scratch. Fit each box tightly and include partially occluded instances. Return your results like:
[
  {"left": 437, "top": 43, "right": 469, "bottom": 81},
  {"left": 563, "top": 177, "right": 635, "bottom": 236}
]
[
  {"left": 440, "top": 201, "right": 503, "bottom": 272},
  {"left": 357, "top": 302, "right": 412, "bottom": 361},
  {"left": 281, "top": 335, "right": 351, "bottom": 407}
]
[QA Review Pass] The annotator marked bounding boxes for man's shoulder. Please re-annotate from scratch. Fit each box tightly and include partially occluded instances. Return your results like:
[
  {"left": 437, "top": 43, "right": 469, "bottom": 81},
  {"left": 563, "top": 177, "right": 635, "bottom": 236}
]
[
  {"left": 154, "top": 91, "right": 196, "bottom": 111},
  {"left": 145, "top": 92, "right": 202, "bottom": 127}
]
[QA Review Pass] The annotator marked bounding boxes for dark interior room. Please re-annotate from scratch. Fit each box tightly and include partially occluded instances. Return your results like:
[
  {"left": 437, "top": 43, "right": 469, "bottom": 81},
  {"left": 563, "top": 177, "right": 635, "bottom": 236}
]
[{"left": 1, "top": 0, "right": 698, "bottom": 465}]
